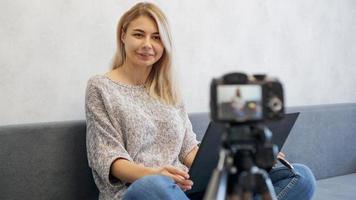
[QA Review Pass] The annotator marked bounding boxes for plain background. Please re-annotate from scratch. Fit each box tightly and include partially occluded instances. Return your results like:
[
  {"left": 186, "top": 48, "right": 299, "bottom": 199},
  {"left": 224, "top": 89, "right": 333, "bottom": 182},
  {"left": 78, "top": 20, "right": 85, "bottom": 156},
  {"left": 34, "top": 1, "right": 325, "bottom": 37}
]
[{"left": 1, "top": 0, "right": 355, "bottom": 125}]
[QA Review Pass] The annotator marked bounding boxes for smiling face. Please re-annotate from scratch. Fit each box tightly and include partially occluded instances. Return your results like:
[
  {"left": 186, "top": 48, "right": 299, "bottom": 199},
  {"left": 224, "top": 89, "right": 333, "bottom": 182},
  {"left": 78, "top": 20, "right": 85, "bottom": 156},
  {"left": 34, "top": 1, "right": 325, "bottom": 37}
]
[{"left": 121, "top": 15, "right": 164, "bottom": 68}]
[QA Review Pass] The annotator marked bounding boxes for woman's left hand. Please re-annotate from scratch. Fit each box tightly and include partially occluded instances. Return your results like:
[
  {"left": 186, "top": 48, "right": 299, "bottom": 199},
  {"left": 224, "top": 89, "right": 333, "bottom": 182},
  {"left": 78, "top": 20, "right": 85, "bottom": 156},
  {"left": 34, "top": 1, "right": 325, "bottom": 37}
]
[
  {"left": 274, "top": 152, "right": 286, "bottom": 165},
  {"left": 277, "top": 152, "right": 286, "bottom": 160}
]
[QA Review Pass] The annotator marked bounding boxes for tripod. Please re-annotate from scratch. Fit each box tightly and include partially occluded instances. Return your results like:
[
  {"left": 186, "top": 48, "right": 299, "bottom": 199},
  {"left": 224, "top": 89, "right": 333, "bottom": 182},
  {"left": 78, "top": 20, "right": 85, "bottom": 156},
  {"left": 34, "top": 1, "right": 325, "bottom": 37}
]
[{"left": 203, "top": 124, "right": 278, "bottom": 200}]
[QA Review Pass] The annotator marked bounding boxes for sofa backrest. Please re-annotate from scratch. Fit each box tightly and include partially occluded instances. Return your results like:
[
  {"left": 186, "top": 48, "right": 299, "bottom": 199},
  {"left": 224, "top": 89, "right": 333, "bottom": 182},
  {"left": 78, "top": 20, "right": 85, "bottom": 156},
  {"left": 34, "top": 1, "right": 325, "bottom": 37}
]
[
  {"left": 0, "top": 121, "right": 98, "bottom": 200},
  {"left": 284, "top": 103, "right": 356, "bottom": 180}
]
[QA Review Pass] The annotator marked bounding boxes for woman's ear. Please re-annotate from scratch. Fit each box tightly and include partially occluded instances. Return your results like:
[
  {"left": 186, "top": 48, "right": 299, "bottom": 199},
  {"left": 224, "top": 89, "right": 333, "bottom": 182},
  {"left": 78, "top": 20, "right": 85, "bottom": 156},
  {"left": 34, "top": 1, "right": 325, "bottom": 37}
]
[{"left": 121, "top": 29, "right": 126, "bottom": 44}]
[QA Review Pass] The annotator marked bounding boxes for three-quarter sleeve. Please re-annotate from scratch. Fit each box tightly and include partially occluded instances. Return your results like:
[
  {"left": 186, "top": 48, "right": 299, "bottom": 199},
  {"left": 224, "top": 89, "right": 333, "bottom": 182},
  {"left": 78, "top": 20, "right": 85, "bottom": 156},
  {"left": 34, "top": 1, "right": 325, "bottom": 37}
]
[
  {"left": 178, "top": 103, "right": 199, "bottom": 163},
  {"left": 85, "top": 80, "right": 132, "bottom": 186}
]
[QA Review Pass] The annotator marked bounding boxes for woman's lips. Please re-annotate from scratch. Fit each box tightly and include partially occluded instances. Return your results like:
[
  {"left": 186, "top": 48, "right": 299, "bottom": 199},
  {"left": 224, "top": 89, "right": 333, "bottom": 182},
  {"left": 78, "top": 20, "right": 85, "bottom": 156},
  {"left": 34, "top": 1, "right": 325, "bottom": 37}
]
[
  {"left": 137, "top": 52, "right": 154, "bottom": 56},
  {"left": 136, "top": 52, "right": 154, "bottom": 60}
]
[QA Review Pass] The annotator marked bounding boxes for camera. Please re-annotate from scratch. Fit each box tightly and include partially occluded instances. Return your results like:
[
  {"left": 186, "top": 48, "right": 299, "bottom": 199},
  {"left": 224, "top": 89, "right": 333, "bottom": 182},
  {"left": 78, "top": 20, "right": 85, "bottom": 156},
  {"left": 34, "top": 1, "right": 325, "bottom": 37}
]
[
  {"left": 210, "top": 72, "right": 284, "bottom": 123},
  {"left": 204, "top": 72, "right": 284, "bottom": 200}
]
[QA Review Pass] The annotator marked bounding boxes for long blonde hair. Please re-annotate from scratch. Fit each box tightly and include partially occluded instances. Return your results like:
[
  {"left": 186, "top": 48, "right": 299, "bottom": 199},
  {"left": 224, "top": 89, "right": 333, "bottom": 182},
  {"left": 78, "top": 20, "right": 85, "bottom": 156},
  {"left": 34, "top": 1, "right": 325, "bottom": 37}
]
[{"left": 112, "top": 2, "right": 180, "bottom": 106}]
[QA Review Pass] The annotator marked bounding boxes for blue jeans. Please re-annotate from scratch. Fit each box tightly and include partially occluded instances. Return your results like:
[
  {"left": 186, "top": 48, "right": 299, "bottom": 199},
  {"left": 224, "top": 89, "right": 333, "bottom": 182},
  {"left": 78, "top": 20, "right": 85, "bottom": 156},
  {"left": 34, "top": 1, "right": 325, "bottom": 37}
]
[{"left": 123, "top": 164, "right": 316, "bottom": 200}]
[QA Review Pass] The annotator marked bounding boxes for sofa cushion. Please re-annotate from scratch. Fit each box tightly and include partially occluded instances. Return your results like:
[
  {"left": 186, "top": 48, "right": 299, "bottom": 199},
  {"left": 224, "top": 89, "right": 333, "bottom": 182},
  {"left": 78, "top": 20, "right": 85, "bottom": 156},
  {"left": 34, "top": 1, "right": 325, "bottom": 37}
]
[{"left": 313, "top": 173, "right": 356, "bottom": 200}]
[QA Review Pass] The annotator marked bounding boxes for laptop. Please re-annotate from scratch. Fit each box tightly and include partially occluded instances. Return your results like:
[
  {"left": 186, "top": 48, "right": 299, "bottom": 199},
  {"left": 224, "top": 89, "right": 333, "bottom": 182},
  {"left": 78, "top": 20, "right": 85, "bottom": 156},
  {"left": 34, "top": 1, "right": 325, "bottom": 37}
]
[{"left": 186, "top": 112, "right": 300, "bottom": 195}]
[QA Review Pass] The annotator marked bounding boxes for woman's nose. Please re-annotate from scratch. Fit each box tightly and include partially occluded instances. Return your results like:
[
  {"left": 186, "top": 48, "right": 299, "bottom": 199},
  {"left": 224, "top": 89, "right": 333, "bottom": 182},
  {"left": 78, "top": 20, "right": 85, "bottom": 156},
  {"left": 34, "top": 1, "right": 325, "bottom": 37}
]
[{"left": 142, "top": 37, "right": 153, "bottom": 49}]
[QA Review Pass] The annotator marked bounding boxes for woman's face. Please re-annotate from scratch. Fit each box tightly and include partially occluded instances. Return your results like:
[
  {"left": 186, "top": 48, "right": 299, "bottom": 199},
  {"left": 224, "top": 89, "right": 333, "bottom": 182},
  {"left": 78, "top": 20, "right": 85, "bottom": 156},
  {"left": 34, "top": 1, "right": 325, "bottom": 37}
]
[{"left": 121, "top": 15, "right": 164, "bottom": 68}]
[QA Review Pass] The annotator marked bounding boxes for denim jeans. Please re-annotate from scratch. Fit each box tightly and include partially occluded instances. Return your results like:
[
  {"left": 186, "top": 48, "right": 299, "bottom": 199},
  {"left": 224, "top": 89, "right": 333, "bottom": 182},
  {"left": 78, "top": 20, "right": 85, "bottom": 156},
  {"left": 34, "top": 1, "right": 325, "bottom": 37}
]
[{"left": 123, "top": 163, "right": 316, "bottom": 200}]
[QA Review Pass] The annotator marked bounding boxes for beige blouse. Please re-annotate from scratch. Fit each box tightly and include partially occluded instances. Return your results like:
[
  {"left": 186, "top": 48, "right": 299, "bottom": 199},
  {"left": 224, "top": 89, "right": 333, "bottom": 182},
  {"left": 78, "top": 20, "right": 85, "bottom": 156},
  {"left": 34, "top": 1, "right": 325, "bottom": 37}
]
[{"left": 85, "top": 75, "right": 198, "bottom": 200}]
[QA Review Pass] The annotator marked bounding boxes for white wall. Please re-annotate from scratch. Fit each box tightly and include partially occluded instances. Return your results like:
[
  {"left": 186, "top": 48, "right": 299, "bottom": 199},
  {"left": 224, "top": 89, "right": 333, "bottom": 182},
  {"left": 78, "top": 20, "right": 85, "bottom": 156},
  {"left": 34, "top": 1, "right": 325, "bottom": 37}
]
[{"left": 1, "top": 0, "right": 355, "bottom": 125}]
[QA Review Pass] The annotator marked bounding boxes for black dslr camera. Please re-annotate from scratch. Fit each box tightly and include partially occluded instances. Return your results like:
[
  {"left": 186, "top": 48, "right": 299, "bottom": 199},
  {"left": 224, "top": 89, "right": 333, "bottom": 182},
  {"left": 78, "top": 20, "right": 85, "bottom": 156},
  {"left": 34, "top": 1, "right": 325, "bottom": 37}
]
[
  {"left": 204, "top": 72, "right": 285, "bottom": 200},
  {"left": 210, "top": 72, "right": 284, "bottom": 123}
]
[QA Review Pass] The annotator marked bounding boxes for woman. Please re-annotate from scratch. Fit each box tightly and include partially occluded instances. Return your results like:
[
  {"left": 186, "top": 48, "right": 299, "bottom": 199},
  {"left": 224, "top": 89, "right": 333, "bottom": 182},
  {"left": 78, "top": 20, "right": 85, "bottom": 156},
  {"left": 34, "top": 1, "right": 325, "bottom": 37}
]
[
  {"left": 230, "top": 88, "right": 246, "bottom": 119},
  {"left": 85, "top": 2, "right": 316, "bottom": 200}
]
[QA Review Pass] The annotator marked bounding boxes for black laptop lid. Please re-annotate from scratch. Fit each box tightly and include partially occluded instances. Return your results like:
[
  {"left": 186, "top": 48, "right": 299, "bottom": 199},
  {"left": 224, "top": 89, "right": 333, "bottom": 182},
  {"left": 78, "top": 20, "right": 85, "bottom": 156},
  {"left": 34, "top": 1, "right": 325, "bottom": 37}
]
[
  {"left": 186, "top": 112, "right": 299, "bottom": 195},
  {"left": 266, "top": 112, "right": 299, "bottom": 151},
  {"left": 187, "top": 122, "right": 223, "bottom": 194}
]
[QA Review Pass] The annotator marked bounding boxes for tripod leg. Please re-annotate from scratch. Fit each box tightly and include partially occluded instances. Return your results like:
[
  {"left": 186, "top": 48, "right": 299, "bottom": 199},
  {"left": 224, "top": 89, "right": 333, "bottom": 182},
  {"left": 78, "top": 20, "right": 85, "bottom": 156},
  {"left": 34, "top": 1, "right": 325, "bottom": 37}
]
[
  {"left": 204, "top": 168, "right": 228, "bottom": 200},
  {"left": 234, "top": 167, "right": 277, "bottom": 200},
  {"left": 204, "top": 150, "right": 230, "bottom": 200},
  {"left": 227, "top": 193, "right": 262, "bottom": 200},
  {"left": 254, "top": 167, "right": 277, "bottom": 200},
  {"left": 240, "top": 192, "right": 253, "bottom": 200},
  {"left": 261, "top": 192, "right": 273, "bottom": 200}
]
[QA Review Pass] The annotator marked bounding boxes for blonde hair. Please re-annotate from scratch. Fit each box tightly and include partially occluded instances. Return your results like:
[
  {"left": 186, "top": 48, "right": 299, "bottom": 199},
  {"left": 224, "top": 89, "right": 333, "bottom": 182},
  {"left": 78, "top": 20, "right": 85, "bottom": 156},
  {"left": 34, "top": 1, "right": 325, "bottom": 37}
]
[{"left": 112, "top": 2, "right": 180, "bottom": 106}]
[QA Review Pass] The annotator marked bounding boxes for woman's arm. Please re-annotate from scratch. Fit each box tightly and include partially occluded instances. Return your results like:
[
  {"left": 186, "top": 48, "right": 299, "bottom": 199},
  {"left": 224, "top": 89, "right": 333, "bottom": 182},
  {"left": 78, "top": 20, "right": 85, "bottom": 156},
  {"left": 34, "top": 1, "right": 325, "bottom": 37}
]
[
  {"left": 183, "top": 146, "right": 199, "bottom": 168},
  {"left": 177, "top": 103, "right": 200, "bottom": 168},
  {"left": 111, "top": 158, "right": 193, "bottom": 190},
  {"left": 110, "top": 158, "right": 155, "bottom": 183}
]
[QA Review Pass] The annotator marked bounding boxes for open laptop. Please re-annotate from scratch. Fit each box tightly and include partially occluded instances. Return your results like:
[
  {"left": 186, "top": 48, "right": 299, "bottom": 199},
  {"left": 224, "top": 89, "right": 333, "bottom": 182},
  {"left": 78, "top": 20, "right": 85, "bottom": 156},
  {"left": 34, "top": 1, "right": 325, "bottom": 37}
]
[{"left": 186, "top": 112, "right": 300, "bottom": 195}]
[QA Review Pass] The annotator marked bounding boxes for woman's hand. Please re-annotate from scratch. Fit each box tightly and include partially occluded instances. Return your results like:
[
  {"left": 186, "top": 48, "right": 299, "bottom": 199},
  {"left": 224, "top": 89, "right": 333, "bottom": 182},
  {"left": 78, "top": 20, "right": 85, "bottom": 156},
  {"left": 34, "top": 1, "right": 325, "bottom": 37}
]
[
  {"left": 273, "top": 152, "right": 286, "bottom": 166},
  {"left": 277, "top": 152, "right": 286, "bottom": 160},
  {"left": 276, "top": 152, "right": 293, "bottom": 169},
  {"left": 153, "top": 165, "right": 193, "bottom": 191}
]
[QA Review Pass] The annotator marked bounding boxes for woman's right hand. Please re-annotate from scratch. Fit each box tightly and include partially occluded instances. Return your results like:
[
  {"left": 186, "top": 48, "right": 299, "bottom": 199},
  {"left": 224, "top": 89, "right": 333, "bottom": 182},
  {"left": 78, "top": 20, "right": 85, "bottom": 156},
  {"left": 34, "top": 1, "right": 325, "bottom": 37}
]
[{"left": 153, "top": 165, "right": 193, "bottom": 191}]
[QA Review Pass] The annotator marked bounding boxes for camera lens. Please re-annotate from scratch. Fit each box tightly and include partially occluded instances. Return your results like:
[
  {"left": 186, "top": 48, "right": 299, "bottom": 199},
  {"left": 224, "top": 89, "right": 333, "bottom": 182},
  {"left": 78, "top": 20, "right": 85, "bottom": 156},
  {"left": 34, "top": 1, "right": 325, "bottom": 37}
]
[{"left": 268, "top": 96, "right": 282, "bottom": 113}]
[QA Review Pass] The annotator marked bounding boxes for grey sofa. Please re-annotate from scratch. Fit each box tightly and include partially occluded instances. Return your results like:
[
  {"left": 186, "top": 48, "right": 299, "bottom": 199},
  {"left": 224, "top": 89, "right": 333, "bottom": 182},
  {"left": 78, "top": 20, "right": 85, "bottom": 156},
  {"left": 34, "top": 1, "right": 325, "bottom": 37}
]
[{"left": 1, "top": 103, "right": 355, "bottom": 200}]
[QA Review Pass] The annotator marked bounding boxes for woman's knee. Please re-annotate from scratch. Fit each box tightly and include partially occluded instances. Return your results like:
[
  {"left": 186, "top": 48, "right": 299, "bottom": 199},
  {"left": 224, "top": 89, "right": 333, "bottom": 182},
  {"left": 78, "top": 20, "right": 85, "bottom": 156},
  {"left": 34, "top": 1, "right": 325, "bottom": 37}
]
[
  {"left": 292, "top": 164, "right": 316, "bottom": 199},
  {"left": 123, "top": 175, "right": 186, "bottom": 200}
]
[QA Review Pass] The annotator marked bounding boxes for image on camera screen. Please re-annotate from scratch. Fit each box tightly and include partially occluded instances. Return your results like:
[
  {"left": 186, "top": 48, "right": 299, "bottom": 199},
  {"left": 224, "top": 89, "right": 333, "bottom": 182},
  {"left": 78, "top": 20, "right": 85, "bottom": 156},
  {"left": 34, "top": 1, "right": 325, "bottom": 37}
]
[{"left": 217, "top": 85, "right": 263, "bottom": 121}]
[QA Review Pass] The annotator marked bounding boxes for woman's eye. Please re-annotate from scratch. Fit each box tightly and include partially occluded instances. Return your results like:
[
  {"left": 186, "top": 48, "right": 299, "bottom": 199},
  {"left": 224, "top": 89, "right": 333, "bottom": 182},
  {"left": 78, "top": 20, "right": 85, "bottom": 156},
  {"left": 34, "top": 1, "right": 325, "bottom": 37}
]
[
  {"left": 133, "top": 33, "right": 143, "bottom": 38},
  {"left": 152, "top": 35, "right": 161, "bottom": 40}
]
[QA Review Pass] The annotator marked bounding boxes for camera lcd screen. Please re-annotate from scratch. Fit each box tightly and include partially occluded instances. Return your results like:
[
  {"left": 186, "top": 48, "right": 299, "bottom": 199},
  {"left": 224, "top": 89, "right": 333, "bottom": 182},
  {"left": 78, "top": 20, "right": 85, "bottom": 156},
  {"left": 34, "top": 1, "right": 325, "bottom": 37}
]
[{"left": 217, "top": 85, "right": 263, "bottom": 122}]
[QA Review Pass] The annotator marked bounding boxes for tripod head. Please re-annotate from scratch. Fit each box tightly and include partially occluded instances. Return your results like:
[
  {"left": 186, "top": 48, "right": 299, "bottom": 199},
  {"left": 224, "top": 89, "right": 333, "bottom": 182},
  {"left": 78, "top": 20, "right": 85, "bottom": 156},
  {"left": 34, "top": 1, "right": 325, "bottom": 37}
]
[
  {"left": 225, "top": 123, "right": 278, "bottom": 173},
  {"left": 227, "top": 123, "right": 278, "bottom": 198}
]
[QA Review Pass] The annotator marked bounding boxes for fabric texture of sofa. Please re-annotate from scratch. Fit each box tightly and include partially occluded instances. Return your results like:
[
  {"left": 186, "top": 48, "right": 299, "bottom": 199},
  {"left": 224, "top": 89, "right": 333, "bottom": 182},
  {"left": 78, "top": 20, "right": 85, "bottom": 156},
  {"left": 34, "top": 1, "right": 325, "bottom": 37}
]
[{"left": 1, "top": 103, "right": 355, "bottom": 200}]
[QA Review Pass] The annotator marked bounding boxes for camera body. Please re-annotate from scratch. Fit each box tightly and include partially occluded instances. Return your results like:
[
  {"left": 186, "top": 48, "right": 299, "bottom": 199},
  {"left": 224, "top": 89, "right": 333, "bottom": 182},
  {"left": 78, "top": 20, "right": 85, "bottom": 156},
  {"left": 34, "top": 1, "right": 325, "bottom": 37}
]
[{"left": 210, "top": 72, "right": 284, "bottom": 124}]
